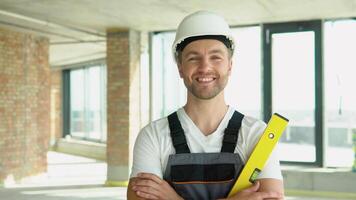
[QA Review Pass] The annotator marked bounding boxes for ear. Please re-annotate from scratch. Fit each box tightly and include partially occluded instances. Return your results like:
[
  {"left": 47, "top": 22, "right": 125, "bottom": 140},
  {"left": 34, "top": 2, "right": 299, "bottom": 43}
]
[
  {"left": 177, "top": 63, "right": 184, "bottom": 78},
  {"left": 227, "top": 59, "right": 233, "bottom": 76}
]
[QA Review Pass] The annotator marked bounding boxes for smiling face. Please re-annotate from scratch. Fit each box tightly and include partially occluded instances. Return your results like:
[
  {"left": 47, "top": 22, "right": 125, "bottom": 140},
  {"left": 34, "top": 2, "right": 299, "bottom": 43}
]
[{"left": 178, "top": 39, "right": 233, "bottom": 100}]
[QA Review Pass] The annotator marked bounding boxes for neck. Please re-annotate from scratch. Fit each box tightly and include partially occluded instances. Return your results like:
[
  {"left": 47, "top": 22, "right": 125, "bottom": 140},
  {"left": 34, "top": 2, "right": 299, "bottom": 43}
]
[{"left": 184, "top": 92, "right": 229, "bottom": 136}]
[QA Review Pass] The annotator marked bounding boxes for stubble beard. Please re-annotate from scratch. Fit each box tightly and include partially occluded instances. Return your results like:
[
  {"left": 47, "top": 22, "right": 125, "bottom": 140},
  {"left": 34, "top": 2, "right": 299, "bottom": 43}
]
[{"left": 184, "top": 73, "right": 229, "bottom": 100}]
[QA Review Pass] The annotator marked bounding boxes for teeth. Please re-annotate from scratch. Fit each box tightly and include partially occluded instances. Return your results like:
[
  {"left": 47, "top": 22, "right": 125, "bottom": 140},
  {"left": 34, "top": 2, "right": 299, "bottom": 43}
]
[{"left": 198, "top": 77, "right": 214, "bottom": 82}]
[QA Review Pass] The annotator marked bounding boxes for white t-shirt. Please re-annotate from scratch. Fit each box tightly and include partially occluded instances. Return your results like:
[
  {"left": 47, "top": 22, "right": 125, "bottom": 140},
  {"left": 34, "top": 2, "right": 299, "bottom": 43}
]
[{"left": 130, "top": 106, "right": 283, "bottom": 180}]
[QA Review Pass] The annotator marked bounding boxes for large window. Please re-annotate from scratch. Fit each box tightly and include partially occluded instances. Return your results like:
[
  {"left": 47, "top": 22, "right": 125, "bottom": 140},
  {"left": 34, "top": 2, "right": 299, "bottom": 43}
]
[
  {"left": 272, "top": 31, "right": 317, "bottom": 163},
  {"left": 263, "top": 21, "right": 323, "bottom": 165},
  {"left": 64, "top": 63, "right": 107, "bottom": 142},
  {"left": 324, "top": 19, "right": 356, "bottom": 167}
]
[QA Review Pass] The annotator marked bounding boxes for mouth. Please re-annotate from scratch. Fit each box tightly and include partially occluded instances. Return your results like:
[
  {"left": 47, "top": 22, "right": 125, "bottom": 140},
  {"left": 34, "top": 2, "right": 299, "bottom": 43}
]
[{"left": 195, "top": 77, "right": 216, "bottom": 84}]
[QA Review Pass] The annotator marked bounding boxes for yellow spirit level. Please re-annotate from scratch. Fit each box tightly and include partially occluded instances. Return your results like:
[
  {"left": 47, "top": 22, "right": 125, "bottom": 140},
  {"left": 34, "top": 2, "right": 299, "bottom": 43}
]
[{"left": 228, "top": 113, "right": 289, "bottom": 197}]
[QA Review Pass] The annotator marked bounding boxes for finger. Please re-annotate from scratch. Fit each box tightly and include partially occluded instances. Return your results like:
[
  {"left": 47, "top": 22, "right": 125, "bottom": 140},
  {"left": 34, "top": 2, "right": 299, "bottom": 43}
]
[
  {"left": 135, "top": 179, "right": 158, "bottom": 188},
  {"left": 136, "top": 190, "right": 159, "bottom": 200},
  {"left": 138, "top": 173, "right": 161, "bottom": 182},
  {"left": 134, "top": 178, "right": 165, "bottom": 192},
  {"left": 130, "top": 177, "right": 140, "bottom": 187},
  {"left": 138, "top": 173, "right": 163, "bottom": 184},
  {"left": 133, "top": 185, "right": 160, "bottom": 194},
  {"left": 242, "top": 181, "right": 260, "bottom": 193}
]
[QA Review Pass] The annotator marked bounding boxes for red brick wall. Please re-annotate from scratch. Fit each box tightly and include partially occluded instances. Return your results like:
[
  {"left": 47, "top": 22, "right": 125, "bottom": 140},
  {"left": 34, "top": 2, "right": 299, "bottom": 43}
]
[
  {"left": 0, "top": 27, "right": 50, "bottom": 182},
  {"left": 106, "top": 30, "right": 141, "bottom": 181},
  {"left": 107, "top": 31, "right": 130, "bottom": 168}
]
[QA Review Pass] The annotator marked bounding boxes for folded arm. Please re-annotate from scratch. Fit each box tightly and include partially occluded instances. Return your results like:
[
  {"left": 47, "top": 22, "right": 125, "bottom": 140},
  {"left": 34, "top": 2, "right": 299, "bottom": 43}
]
[{"left": 127, "top": 173, "right": 183, "bottom": 200}]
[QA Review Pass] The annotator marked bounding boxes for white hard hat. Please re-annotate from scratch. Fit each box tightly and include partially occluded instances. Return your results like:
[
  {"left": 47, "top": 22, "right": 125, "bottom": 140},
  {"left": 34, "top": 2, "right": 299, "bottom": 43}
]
[{"left": 172, "top": 10, "right": 235, "bottom": 61}]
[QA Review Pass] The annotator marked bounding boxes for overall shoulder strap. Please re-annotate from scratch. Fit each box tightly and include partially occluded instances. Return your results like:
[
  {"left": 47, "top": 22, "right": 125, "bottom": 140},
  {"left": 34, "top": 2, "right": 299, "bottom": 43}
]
[
  {"left": 221, "top": 110, "right": 244, "bottom": 153},
  {"left": 168, "top": 112, "right": 190, "bottom": 154}
]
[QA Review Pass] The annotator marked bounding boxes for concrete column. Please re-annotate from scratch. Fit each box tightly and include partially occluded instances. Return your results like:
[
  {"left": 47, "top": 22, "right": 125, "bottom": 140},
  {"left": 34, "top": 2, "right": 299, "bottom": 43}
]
[{"left": 106, "top": 29, "right": 141, "bottom": 184}]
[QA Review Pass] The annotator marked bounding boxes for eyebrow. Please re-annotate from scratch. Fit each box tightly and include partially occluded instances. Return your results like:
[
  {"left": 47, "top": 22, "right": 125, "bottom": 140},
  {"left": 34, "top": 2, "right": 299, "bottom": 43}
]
[
  {"left": 184, "top": 49, "right": 225, "bottom": 57},
  {"left": 209, "top": 49, "right": 225, "bottom": 55}
]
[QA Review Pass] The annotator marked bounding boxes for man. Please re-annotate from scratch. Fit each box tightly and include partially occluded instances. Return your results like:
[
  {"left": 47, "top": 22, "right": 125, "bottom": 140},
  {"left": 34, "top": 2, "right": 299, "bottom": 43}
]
[{"left": 128, "top": 11, "right": 284, "bottom": 200}]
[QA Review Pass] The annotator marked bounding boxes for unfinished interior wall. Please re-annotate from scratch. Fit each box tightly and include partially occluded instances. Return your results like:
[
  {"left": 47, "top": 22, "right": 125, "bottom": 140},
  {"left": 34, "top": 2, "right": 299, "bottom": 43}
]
[{"left": 0, "top": 27, "right": 50, "bottom": 183}]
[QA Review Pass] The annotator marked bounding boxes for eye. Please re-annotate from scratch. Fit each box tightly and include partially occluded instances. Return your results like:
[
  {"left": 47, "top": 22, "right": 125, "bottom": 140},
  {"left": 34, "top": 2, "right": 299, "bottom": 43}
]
[
  {"left": 211, "top": 55, "right": 222, "bottom": 60},
  {"left": 187, "top": 57, "right": 198, "bottom": 61}
]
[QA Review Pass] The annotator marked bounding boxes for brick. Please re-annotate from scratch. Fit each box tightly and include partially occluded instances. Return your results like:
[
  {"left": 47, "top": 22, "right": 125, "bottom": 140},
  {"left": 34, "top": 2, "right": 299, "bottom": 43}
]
[
  {"left": 0, "top": 27, "right": 50, "bottom": 182},
  {"left": 106, "top": 29, "right": 141, "bottom": 181}
]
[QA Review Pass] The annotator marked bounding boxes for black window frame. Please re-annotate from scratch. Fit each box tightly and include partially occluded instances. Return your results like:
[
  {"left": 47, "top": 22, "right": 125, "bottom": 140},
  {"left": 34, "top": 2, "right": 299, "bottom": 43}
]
[
  {"left": 62, "top": 60, "right": 107, "bottom": 143},
  {"left": 262, "top": 20, "right": 324, "bottom": 166}
]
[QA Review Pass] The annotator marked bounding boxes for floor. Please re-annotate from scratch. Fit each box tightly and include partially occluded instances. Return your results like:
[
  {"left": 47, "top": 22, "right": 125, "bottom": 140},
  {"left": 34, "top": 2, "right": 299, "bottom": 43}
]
[
  {"left": 2, "top": 186, "right": 352, "bottom": 200},
  {"left": 0, "top": 185, "right": 127, "bottom": 200},
  {"left": 0, "top": 151, "right": 353, "bottom": 200}
]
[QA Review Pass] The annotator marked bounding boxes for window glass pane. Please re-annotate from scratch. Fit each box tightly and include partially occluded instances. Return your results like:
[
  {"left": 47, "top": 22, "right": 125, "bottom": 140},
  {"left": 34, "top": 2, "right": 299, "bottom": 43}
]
[
  {"left": 69, "top": 65, "right": 107, "bottom": 142},
  {"left": 162, "top": 33, "right": 186, "bottom": 116},
  {"left": 140, "top": 49, "right": 150, "bottom": 126},
  {"left": 100, "top": 66, "right": 107, "bottom": 142},
  {"left": 272, "top": 31, "right": 316, "bottom": 162},
  {"left": 325, "top": 20, "right": 356, "bottom": 167},
  {"left": 87, "top": 66, "right": 102, "bottom": 140},
  {"left": 151, "top": 32, "right": 186, "bottom": 120},
  {"left": 70, "top": 69, "right": 85, "bottom": 138},
  {"left": 151, "top": 34, "right": 163, "bottom": 120},
  {"left": 226, "top": 26, "right": 262, "bottom": 119}
]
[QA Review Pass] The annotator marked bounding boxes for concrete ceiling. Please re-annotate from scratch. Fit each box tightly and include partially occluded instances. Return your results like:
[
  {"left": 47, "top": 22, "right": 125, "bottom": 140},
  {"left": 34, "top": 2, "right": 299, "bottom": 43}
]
[{"left": 0, "top": 0, "right": 355, "bottom": 67}]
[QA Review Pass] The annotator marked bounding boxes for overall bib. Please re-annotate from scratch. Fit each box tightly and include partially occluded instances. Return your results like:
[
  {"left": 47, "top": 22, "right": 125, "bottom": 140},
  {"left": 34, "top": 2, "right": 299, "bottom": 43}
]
[{"left": 163, "top": 111, "right": 245, "bottom": 200}]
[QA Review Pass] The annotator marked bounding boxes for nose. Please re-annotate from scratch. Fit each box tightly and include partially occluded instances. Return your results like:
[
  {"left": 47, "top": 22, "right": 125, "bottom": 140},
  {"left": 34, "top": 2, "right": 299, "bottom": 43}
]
[{"left": 197, "top": 56, "right": 211, "bottom": 73}]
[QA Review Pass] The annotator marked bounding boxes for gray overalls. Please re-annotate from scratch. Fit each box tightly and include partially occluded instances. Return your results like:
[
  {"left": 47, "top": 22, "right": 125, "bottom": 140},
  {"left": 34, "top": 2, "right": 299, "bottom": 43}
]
[{"left": 163, "top": 111, "right": 245, "bottom": 200}]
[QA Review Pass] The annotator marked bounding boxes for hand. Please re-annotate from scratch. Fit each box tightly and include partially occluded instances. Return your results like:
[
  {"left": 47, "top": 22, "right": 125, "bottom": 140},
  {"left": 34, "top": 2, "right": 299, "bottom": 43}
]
[
  {"left": 131, "top": 173, "right": 183, "bottom": 200},
  {"left": 225, "top": 181, "right": 283, "bottom": 200}
]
